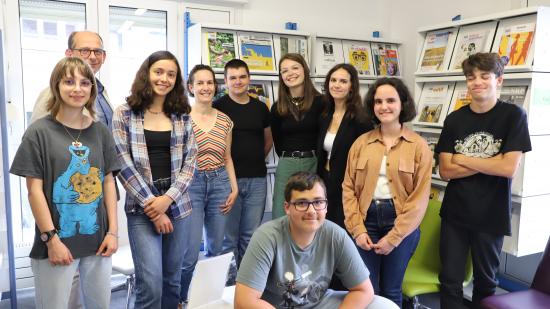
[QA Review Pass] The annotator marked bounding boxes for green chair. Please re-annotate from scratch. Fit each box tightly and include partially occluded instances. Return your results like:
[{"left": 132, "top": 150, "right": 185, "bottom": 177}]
[{"left": 402, "top": 199, "right": 473, "bottom": 308}]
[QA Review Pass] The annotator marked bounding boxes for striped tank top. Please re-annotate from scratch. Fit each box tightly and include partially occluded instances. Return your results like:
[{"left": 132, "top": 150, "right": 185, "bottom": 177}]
[{"left": 192, "top": 111, "right": 233, "bottom": 171}]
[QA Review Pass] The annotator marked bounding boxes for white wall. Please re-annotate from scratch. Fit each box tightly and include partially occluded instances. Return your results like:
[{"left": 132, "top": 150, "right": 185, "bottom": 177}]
[{"left": 236, "top": 0, "right": 391, "bottom": 39}]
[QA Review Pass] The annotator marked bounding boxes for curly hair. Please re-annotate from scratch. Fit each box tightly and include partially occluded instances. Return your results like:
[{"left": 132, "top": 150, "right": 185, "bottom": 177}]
[
  {"left": 364, "top": 78, "right": 416, "bottom": 125},
  {"left": 462, "top": 52, "right": 505, "bottom": 77},
  {"left": 322, "top": 63, "right": 366, "bottom": 122},
  {"left": 47, "top": 57, "right": 97, "bottom": 120},
  {"left": 276, "top": 53, "right": 320, "bottom": 119},
  {"left": 126, "top": 50, "right": 190, "bottom": 115}
]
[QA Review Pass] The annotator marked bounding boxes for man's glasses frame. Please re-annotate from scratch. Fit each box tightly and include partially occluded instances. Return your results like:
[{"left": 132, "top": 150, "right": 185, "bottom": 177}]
[
  {"left": 289, "top": 199, "right": 328, "bottom": 212},
  {"left": 72, "top": 48, "right": 105, "bottom": 58}
]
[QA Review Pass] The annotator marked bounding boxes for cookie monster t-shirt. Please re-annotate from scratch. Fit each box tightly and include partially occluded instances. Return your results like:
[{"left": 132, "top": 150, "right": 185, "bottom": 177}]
[{"left": 10, "top": 115, "right": 120, "bottom": 259}]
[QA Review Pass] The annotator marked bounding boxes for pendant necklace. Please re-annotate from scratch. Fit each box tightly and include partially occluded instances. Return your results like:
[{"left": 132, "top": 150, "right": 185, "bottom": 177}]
[
  {"left": 290, "top": 96, "right": 304, "bottom": 107},
  {"left": 61, "top": 116, "right": 84, "bottom": 147}
]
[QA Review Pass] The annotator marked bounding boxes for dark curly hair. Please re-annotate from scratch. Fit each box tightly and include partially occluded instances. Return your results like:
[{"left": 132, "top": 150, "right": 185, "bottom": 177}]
[
  {"left": 322, "top": 63, "right": 366, "bottom": 122},
  {"left": 364, "top": 78, "right": 416, "bottom": 125},
  {"left": 126, "top": 50, "right": 190, "bottom": 115},
  {"left": 462, "top": 52, "right": 505, "bottom": 77}
]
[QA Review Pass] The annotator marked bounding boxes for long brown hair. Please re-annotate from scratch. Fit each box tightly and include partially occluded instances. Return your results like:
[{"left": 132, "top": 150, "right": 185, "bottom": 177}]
[
  {"left": 276, "top": 53, "right": 320, "bottom": 119},
  {"left": 47, "top": 57, "right": 97, "bottom": 119},
  {"left": 322, "top": 63, "right": 365, "bottom": 122},
  {"left": 126, "top": 50, "right": 190, "bottom": 115}
]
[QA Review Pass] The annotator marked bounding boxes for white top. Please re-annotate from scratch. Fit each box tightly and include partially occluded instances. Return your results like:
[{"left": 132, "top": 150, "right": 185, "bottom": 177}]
[
  {"left": 323, "top": 132, "right": 337, "bottom": 160},
  {"left": 373, "top": 155, "right": 392, "bottom": 199}
]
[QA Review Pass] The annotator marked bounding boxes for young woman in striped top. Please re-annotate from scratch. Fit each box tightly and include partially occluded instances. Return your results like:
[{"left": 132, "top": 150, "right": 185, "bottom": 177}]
[{"left": 179, "top": 64, "right": 238, "bottom": 304}]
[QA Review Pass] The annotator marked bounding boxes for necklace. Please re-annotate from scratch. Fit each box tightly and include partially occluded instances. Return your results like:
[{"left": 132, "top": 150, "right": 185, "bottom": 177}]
[
  {"left": 60, "top": 116, "right": 84, "bottom": 147},
  {"left": 290, "top": 96, "right": 304, "bottom": 107},
  {"left": 147, "top": 108, "right": 162, "bottom": 115}
]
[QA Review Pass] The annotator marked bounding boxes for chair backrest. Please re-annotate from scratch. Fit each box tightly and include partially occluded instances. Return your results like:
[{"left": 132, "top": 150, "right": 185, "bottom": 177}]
[
  {"left": 531, "top": 235, "right": 550, "bottom": 294},
  {"left": 188, "top": 252, "right": 234, "bottom": 309},
  {"left": 408, "top": 199, "right": 442, "bottom": 272}
]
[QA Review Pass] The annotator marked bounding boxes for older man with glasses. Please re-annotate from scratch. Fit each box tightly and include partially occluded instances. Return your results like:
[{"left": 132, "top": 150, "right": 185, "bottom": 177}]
[{"left": 30, "top": 30, "right": 113, "bottom": 128}]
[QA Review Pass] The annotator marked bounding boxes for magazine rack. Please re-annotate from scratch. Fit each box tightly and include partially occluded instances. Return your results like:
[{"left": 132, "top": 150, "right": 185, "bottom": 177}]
[{"left": 413, "top": 6, "right": 550, "bottom": 257}]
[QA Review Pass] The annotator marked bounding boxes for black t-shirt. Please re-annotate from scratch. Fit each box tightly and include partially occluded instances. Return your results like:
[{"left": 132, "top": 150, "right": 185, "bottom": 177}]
[
  {"left": 270, "top": 95, "right": 324, "bottom": 157},
  {"left": 214, "top": 95, "right": 270, "bottom": 178},
  {"left": 435, "top": 100, "right": 531, "bottom": 235},
  {"left": 144, "top": 129, "right": 171, "bottom": 181}
]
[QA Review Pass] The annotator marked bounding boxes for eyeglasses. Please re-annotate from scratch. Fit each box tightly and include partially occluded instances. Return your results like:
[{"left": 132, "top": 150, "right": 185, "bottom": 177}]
[
  {"left": 72, "top": 48, "right": 105, "bottom": 58},
  {"left": 61, "top": 78, "right": 93, "bottom": 89},
  {"left": 289, "top": 199, "right": 327, "bottom": 212}
]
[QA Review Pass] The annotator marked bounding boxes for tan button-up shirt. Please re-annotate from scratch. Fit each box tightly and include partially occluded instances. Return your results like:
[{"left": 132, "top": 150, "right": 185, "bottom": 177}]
[{"left": 342, "top": 126, "right": 432, "bottom": 247}]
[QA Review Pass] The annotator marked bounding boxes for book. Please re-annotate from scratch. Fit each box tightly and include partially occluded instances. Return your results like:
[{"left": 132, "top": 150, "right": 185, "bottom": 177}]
[
  {"left": 448, "top": 82, "right": 472, "bottom": 115},
  {"left": 429, "top": 186, "right": 445, "bottom": 202},
  {"left": 499, "top": 85, "right": 528, "bottom": 106},
  {"left": 414, "top": 83, "right": 454, "bottom": 127},
  {"left": 371, "top": 43, "right": 400, "bottom": 76},
  {"left": 248, "top": 82, "right": 272, "bottom": 108},
  {"left": 343, "top": 41, "right": 374, "bottom": 76},
  {"left": 417, "top": 128, "right": 442, "bottom": 179},
  {"left": 238, "top": 33, "right": 276, "bottom": 73},
  {"left": 314, "top": 38, "right": 344, "bottom": 75},
  {"left": 492, "top": 14, "right": 537, "bottom": 67},
  {"left": 449, "top": 22, "right": 497, "bottom": 71},
  {"left": 273, "top": 35, "right": 308, "bottom": 67},
  {"left": 418, "top": 29, "right": 456, "bottom": 72},
  {"left": 204, "top": 31, "right": 237, "bottom": 70}
]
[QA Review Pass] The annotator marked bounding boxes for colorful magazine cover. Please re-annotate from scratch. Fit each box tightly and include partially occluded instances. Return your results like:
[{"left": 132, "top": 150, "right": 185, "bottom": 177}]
[
  {"left": 347, "top": 45, "right": 371, "bottom": 75},
  {"left": 248, "top": 83, "right": 271, "bottom": 108},
  {"left": 499, "top": 86, "right": 528, "bottom": 106},
  {"left": 418, "top": 131, "right": 441, "bottom": 178},
  {"left": 239, "top": 34, "right": 275, "bottom": 72},
  {"left": 416, "top": 83, "right": 452, "bottom": 126},
  {"left": 372, "top": 43, "right": 400, "bottom": 76},
  {"left": 420, "top": 31, "right": 452, "bottom": 71},
  {"left": 279, "top": 36, "right": 307, "bottom": 60},
  {"left": 206, "top": 32, "right": 236, "bottom": 69},
  {"left": 497, "top": 23, "right": 535, "bottom": 66},
  {"left": 449, "top": 87, "right": 472, "bottom": 114}
]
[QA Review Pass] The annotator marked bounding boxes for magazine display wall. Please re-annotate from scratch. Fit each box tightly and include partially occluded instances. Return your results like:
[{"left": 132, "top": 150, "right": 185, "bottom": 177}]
[{"left": 413, "top": 6, "right": 550, "bottom": 257}]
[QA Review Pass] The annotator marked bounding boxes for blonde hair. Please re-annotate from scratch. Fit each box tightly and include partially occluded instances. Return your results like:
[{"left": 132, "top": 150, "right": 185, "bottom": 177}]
[{"left": 47, "top": 57, "right": 97, "bottom": 119}]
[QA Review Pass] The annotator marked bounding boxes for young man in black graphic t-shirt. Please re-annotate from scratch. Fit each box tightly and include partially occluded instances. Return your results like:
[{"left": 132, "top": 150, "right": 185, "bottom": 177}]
[{"left": 435, "top": 53, "right": 531, "bottom": 308}]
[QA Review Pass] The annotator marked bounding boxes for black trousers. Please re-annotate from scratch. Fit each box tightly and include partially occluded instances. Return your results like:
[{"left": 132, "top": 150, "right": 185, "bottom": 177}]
[{"left": 439, "top": 220, "right": 504, "bottom": 309}]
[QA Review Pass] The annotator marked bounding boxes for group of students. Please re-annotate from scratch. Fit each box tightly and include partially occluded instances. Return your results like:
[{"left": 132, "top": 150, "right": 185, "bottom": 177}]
[{"left": 9, "top": 28, "right": 531, "bottom": 309}]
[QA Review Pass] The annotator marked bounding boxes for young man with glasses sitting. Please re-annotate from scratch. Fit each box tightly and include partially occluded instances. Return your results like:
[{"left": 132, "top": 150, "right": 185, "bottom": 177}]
[{"left": 235, "top": 171, "right": 390, "bottom": 309}]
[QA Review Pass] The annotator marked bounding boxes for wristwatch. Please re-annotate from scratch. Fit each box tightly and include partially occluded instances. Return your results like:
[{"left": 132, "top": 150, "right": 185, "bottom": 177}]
[{"left": 40, "top": 229, "right": 57, "bottom": 243}]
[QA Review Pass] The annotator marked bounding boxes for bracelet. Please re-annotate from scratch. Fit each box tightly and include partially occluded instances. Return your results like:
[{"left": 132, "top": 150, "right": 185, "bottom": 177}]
[{"left": 107, "top": 231, "right": 119, "bottom": 238}]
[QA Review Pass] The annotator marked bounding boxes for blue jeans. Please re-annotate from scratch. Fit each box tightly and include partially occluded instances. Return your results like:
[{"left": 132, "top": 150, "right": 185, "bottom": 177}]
[
  {"left": 358, "top": 199, "right": 420, "bottom": 308},
  {"left": 222, "top": 177, "right": 267, "bottom": 266},
  {"left": 180, "top": 167, "right": 231, "bottom": 302},
  {"left": 127, "top": 213, "right": 189, "bottom": 309}
]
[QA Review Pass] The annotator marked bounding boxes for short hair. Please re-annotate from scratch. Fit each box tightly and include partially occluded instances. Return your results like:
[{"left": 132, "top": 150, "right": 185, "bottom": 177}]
[
  {"left": 224, "top": 59, "right": 249, "bottom": 77},
  {"left": 462, "top": 52, "right": 505, "bottom": 77},
  {"left": 126, "top": 50, "right": 190, "bottom": 115},
  {"left": 364, "top": 77, "right": 416, "bottom": 125},
  {"left": 322, "top": 63, "right": 365, "bottom": 122},
  {"left": 187, "top": 64, "right": 218, "bottom": 98},
  {"left": 284, "top": 171, "right": 327, "bottom": 202},
  {"left": 67, "top": 31, "right": 104, "bottom": 49},
  {"left": 276, "top": 53, "right": 320, "bottom": 119},
  {"left": 47, "top": 57, "right": 97, "bottom": 119}
]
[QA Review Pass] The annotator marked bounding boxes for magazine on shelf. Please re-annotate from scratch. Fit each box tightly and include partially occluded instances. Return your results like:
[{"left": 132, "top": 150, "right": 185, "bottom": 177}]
[
  {"left": 498, "top": 85, "right": 528, "bottom": 107},
  {"left": 429, "top": 185, "right": 445, "bottom": 202},
  {"left": 248, "top": 82, "right": 272, "bottom": 108},
  {"left": 417, "top": 28, "right": 457, "bottom": 72},
  {"left": 492, "top": 14, "right": 537, "bottom": 67},
  {"left": 238, "top": 33, "right": 276, "bottom": 73},
  {"left": 448, "top": 82, "right": 471, "bottom": 115},
  {"left": 414, "top": 83, "right": 454, "bottom": 127},
  {"left": 371, "top": 43, "right": 400, "bottom": 76},
  {"left": 314, "top": 38, "right": 344, "bottom": 75},
  {"left": 343, "top": 41, "right": 374, "bottom": 76},
  {"left": 449, "top": 21, "right": 497, "bottom": 71},
  {"left": 417, "top": 128, "right": 442, "bottom": 179},
  {"left": 273, "top": 34, "right": 308, "bottom": 67},
  {"left": 203, "top": 31, "right": 238, "bottom": 71}
]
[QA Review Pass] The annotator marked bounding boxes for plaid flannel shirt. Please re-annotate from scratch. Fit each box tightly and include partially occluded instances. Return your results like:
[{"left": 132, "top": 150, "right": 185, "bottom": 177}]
[{"left": 112, "top": 103, "right": 197, "bottom": 219}]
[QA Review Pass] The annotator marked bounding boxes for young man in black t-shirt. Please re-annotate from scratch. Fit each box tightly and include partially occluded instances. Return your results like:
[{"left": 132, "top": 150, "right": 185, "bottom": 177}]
[
  {"left": 214, "top": 59, "right": 273, "bottom": 282},
  {"left": 435, "top": 53, "right": 531, "bottom": 308}
]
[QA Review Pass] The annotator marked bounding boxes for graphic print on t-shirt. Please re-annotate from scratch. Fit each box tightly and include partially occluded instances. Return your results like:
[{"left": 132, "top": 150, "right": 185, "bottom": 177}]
[
  {"left": 52, "top": 143, "right": 103, "bottom": 238},
  {"left": 277, "top": 266, "right": 329, "bottom": 308},
  {"left": 454, "top": 131, "right": 502, "bottom": 158}
]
